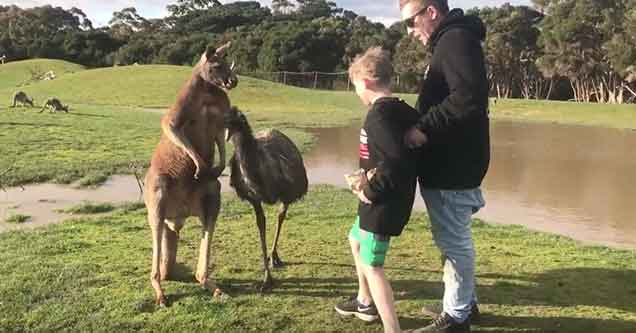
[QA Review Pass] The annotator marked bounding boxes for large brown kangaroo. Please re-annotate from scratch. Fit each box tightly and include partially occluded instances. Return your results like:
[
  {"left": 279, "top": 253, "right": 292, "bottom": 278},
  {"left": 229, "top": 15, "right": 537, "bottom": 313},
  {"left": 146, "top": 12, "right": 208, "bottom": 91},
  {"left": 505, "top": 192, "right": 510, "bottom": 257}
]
[{"left": 143, "top": 42, "right": 237, "bottom": 307}]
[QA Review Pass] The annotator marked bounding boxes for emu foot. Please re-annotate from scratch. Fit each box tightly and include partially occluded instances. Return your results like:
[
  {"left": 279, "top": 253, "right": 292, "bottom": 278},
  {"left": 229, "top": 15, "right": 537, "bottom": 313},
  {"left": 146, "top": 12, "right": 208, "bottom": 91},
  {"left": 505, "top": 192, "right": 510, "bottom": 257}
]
[
  {"left": 268, "top": 254, "right": 285, "bottom": 269},
  {"left": 198, "top": 277, "right": 230, "bottom": 300},
  {"left": 155, "top": 295, "right": 168, "bottom": 308},
  {"left": 259, "top": 275, "right": 274, "bottom": 293}
]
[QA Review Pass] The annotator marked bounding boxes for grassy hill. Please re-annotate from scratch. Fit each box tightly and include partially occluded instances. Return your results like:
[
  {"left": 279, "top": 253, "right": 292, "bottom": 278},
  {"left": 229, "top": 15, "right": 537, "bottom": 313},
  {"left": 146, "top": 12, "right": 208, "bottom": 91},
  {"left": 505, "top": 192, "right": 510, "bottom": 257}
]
[{"left": 0, "top": 59, "right": 86, "bottom": 91}]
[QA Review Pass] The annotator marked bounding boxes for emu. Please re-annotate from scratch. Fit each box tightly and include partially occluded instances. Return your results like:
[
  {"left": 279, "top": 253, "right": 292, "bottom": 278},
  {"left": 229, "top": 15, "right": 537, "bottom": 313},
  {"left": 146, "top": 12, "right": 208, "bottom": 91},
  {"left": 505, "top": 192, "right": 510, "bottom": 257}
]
[
  {"left": 225, "top": 107, "right": 308, "bottom": 292},
  {"left": 143, "top": 42, "right": 237, "bottom": 307},
  {"left": 10, "top": 91, "right": 34, "bottom": 108},
  {"left": 40, "top": 98, "right": 69, "bottom": 113}
]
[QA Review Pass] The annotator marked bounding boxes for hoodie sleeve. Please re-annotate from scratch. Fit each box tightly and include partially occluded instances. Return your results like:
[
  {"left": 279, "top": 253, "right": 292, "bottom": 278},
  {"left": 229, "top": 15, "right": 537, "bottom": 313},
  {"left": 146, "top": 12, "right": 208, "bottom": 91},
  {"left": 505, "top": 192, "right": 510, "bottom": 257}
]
[
  {"left": 414, "top": 28, "right": 489, "bottom": 144},
  {"left": 362, "top": 110, "right": 415, "bottom": 203}
]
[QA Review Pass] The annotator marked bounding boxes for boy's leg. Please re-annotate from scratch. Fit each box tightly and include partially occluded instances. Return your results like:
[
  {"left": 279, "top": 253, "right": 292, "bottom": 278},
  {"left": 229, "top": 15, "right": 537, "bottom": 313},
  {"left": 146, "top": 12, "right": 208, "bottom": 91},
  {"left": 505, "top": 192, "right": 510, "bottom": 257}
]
[
  {"left": 358, "top": 226, "right": 400, "bottom": 332},
  {"left": 349, "top": 216, "right": 372, "bottom": 304},
  {"left": 335, "top": 217, "right": 378, "bottom": 322},
  {"left": 420, "top": 186, "right": 485, "bottom": 325},
  {"left": 351, "top": 236, "right": 373, "bottom": 305},
  {"left": 364, "top": 265, "right": 400, "bottom": 333}
]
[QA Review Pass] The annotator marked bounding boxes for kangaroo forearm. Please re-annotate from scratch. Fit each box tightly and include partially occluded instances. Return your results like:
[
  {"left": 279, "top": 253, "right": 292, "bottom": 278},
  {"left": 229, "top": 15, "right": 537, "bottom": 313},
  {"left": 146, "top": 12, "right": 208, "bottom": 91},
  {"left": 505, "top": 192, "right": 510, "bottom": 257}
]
[{"left": 162, "top": 120, "right": 202, "bottom": 166}]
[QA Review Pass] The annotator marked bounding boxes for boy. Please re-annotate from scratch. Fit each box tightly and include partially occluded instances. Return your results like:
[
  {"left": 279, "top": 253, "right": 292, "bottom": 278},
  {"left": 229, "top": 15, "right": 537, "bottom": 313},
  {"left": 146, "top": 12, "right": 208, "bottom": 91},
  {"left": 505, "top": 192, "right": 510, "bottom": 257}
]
[{"left": 334, "top": 47, "right": 419, "bottom": 333}]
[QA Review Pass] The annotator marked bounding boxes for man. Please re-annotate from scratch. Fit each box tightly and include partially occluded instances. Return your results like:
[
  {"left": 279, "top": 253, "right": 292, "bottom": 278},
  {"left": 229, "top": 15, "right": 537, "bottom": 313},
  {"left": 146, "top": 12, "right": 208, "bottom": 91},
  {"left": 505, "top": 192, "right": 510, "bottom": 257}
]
[{"left": 398, "top": 0, "right": 490, "bottom": 332}]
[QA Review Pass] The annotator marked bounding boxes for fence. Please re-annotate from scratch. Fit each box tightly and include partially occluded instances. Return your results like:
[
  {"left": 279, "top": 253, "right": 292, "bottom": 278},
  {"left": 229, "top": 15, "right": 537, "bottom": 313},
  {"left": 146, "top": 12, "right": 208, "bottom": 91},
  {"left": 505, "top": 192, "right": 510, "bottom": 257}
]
[{"left": 238, "top": 70, "right": 422, "bottom": 93}]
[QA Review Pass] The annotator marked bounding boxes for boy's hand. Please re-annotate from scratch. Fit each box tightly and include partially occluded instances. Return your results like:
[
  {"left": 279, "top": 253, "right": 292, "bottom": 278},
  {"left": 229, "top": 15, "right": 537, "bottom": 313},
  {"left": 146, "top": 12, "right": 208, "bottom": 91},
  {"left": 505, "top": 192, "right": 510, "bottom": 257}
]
[{"left": 404, "top": 127, "right": 428, "bottom": 149}]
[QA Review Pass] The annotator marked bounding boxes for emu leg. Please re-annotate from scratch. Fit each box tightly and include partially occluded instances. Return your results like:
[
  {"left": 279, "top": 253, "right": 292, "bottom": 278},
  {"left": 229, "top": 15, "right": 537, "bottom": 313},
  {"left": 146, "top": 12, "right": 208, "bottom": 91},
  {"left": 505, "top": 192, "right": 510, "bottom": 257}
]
[
  {"left": 269, "top": 203, "right": 289, "bottom": 269},
  {"left": 160, "top": 220, "right": 181, "bottom": 281},
  {"left": 251, "top": 201, "right": 273, "bottom": 292},
  {"left": 196, "top": 180, "right": 223, "bottom": 297}
]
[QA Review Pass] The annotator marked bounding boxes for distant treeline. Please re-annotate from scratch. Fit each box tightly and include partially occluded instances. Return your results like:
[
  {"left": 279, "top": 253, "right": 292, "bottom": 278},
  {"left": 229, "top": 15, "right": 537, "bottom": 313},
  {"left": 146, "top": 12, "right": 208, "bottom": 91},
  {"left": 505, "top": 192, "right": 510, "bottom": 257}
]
[{"left": 1, "top": 0, "right": 635, "bottom": 103}]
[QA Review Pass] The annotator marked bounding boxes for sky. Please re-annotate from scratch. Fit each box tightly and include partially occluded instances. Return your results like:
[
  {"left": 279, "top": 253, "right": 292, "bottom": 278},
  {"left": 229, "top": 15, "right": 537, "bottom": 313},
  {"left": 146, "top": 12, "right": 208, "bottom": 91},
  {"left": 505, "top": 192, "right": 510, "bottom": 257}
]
[{"left": 1, "top": 0, "right": 533, "bottom": 27}]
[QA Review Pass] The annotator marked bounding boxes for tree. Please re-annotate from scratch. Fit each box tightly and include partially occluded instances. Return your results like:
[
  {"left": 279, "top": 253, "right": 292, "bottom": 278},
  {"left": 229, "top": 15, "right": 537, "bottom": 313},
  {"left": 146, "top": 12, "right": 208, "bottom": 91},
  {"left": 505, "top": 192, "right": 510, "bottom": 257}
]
[
  {"left": 272, "top": 0, "right": 295, "bottom": 15},
  {"left": 475, "top": 5, "right": 545, "bottom": 99},
  {"left": 167, "top": 0, "right": 222, "bottom": 17},
  {"left": 537, "top": 0, "right": 628, "bottom": 103}
]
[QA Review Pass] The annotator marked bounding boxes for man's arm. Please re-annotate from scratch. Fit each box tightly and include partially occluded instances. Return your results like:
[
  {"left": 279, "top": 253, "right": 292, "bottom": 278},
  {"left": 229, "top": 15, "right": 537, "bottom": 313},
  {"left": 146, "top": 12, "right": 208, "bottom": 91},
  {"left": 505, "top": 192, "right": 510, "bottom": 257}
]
[{"left": 414, "top": 29, "right": 489, "bottom": 145}]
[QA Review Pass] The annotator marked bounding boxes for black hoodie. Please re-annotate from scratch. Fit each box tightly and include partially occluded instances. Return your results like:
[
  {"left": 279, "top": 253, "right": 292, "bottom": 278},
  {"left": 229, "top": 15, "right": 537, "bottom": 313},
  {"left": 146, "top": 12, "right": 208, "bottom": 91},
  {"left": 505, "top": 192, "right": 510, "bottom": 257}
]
[
  {"left": 358, "top": 97, "right": 419, "bottom": 236},
  {"left": 414, "top": 9, "right": 490, "bottom": 190}
]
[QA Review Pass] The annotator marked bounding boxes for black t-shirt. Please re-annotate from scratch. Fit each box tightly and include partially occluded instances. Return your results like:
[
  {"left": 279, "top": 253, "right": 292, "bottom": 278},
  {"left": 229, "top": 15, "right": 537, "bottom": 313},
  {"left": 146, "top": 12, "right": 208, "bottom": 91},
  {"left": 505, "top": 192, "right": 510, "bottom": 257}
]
[{"left": 358, "top": 97, "right": 419, "bottom": 236}]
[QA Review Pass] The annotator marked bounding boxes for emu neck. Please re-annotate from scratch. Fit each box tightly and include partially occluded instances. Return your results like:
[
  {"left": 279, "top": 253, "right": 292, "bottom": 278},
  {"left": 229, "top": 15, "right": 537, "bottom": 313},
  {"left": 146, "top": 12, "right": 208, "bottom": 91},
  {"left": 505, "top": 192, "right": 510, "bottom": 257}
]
[{"left": 232, "top": 126, "right": 258, "bottom": 159}]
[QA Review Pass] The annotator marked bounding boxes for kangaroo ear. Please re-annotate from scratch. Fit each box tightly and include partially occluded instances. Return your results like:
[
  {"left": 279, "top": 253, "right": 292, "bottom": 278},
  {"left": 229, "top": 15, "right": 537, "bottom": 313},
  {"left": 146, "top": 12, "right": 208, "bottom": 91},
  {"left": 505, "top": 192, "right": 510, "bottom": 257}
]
[
  {"left": 202, "top": 45, "right": 216, "bottom": 63},
  {"left": 215, "top": 42, "right": 231, "bottom": 57}
]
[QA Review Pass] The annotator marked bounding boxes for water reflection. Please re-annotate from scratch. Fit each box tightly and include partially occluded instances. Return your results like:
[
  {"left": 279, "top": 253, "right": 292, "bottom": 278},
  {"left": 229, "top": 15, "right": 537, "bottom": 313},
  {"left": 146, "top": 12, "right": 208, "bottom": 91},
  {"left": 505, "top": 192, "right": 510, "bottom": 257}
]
[{"left": 304, "top": 121, "right": 636, "bottom": 249}]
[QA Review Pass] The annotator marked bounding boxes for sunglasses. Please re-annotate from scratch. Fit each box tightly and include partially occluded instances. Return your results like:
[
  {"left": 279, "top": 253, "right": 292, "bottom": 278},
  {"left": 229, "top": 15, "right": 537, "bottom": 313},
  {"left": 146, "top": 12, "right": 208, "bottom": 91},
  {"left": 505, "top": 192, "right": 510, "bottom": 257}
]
[{"left": 404, "top": 6, "right": 428, "bottom": 28}]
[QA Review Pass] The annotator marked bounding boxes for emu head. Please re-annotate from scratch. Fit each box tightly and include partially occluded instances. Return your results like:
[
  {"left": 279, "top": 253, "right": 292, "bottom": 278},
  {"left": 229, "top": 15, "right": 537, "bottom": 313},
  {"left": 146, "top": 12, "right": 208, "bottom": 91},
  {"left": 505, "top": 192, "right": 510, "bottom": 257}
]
[
  {"left": 63, "top": 104, "right": 69, "bottom": 112},
  {"left": 198, "top": 42, "right": 238, "bottom": 90},
  {"left": 224, "top": 106, "right": 249, "bottom": 142}
]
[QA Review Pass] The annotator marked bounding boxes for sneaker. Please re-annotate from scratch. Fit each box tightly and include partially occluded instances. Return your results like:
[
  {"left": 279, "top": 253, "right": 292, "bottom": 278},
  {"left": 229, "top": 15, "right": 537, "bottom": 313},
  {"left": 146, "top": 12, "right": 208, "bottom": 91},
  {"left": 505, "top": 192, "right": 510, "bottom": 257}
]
[
  {"left": 334, "top": 297, "right": 379, "bottom": 322},
  {"left": 412, "top": 312, "right": 470, "bottom": 333},
  {"left": 421, "top": 302, "right": 480, "bottom": 324}
]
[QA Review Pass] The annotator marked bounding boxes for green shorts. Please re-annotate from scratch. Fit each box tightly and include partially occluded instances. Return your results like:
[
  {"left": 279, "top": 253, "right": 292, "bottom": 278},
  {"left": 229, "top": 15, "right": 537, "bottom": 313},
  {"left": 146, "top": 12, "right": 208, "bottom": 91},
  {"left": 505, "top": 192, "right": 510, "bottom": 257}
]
[{"left": 349, "top": 216, "right": 391, "bottom": 267}]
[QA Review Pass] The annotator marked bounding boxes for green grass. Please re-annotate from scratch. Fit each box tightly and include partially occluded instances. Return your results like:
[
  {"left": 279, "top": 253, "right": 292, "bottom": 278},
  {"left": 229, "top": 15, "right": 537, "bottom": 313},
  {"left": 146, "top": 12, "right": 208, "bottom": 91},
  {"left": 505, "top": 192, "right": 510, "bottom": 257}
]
[
  {"left": 488, "top": 98, "right": 636, "bottom": 130},
  {"left": 4, "top": 213, "right": 31, "bottom": 224},
  {"left": 0, "top": 186, "right": 634, "bottom": 332},
  {"left": 57, "top": 202, "right": 117, "bottom": 215},
  {"left": 0, "top": 58, "right": 86, "bottom": 91}
]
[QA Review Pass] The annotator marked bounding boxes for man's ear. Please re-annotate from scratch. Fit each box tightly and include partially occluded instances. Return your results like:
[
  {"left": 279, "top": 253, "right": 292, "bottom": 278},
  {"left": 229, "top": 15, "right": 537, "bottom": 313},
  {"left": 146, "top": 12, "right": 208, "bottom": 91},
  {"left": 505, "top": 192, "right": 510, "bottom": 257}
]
[{"left": 427, "top": 5, "right": 438, "bottom": 21}]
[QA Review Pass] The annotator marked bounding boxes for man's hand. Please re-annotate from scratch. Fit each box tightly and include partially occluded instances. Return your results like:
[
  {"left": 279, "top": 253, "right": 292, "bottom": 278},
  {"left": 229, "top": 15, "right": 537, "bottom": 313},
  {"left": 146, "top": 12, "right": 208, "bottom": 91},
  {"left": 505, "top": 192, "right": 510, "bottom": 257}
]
[
  {"left": 404, "top": 127, "right": 428, "bottom": 149},
  {"left": 353, "top": 189, "right": 372, "bottom": 204}
]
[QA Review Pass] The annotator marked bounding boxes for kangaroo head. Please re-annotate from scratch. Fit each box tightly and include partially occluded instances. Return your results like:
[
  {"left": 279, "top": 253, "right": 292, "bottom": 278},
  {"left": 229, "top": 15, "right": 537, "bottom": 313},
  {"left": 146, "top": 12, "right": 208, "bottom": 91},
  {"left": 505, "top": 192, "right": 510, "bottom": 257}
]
[{"left": 198, "top": 42, "right": 238, "bottom": 90}]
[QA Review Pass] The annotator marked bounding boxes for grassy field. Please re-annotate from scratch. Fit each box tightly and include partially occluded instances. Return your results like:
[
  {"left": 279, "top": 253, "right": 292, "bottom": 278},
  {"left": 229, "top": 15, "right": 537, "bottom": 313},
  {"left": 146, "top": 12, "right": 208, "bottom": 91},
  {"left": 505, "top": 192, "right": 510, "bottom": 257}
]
[
  {"left": 0, "top": 185, "right": 635, "bottom": 332},
  {"left": 0, "top": 59, "right": 85, "bottom": 91}
]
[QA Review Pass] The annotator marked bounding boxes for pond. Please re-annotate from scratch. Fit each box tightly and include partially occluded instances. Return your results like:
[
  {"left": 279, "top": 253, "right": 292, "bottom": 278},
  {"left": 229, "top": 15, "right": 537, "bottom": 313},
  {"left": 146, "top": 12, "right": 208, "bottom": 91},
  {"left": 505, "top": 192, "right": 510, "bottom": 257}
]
[{"left": 304, "top": 121, "right": 636, "bottom": 249}]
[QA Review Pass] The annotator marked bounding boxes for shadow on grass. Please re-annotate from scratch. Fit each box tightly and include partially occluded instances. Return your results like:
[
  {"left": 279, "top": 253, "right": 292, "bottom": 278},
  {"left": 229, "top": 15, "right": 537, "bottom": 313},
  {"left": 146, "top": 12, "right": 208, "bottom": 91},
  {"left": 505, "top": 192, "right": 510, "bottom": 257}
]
[
  {"left": 474, "top": 314, "right": 636, "bottom": 333},
  {"left": 66, "top": 112, "right": 111, "bottom": 118},
  {"left": 476, "top": 268, "right": 636, "bottom": 314},
  {"left": 0, "top": 121, "right": 71, "bottom": 128},
  {"left": 284, "top": 260, "right": 440, "bottom": 274}
]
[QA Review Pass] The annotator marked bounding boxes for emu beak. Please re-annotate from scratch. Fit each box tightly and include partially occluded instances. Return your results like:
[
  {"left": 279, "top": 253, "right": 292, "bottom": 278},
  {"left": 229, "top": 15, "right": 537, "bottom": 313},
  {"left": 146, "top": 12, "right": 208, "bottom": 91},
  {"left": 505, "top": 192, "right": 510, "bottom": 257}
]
[{"left": 225, "top": 129, "right": 231, "bottom": 142}]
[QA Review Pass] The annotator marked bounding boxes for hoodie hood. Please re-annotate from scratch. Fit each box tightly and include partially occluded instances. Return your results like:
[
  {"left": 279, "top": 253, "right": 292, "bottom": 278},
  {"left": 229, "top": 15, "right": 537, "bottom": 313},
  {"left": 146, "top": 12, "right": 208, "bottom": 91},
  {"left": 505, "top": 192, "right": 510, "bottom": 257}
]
[{"left": 429, "top": 9, "right": 486, "bottom": 51}]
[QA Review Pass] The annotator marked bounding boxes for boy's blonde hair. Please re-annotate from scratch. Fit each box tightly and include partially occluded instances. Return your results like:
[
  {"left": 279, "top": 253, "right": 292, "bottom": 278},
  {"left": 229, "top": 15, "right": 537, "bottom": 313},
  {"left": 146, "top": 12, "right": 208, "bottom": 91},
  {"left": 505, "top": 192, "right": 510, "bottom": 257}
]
[{"left": 348, "top": 47, "right": 393, "bottom": 88}]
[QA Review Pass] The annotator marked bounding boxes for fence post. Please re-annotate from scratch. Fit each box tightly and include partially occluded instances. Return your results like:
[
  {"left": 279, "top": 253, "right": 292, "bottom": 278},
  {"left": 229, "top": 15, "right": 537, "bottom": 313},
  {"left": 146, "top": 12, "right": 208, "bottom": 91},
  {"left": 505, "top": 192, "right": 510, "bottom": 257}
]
[
  {"left": 283, "top": 71, "right": 287, "bottom": 85},
  {"left": 313, "top": 71, "right": 318, "bottom": 89}
]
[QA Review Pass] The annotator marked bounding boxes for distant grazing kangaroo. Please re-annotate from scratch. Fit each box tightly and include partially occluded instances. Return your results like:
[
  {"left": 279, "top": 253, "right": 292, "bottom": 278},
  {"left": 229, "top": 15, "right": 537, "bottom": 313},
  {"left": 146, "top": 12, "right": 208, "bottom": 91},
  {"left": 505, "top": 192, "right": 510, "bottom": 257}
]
[
  {"left": 40, "top": 98, "right": 69, "bottom": 113},
  {"left": 143, "top": 42, "right": 237, "bottom": 307},
  {"left": 10, "top": 91, "right": 34, "bottom": 108}
]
